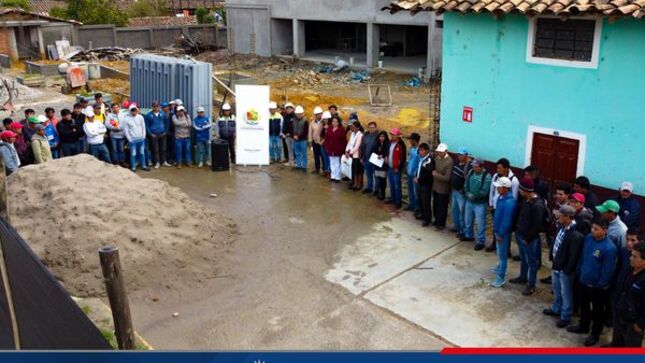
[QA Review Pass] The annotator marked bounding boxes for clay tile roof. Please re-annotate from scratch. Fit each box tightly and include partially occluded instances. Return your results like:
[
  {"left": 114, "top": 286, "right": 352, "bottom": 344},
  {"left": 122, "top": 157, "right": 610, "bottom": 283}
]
[
  {"left": 128, "top": 15, "right": 197, "bottom": 27},
  {"left": 385, "top": 0, "right": 645, "bottom": 17},
  {"left": 29, "top": 0, "right": 66, "bottom": 15}
]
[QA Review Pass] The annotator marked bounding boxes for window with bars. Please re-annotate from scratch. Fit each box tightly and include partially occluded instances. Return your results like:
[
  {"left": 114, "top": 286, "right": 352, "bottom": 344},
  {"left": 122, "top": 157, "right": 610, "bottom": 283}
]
[{"left": 532, "top": 18, "right": 596, "bottom": 62}]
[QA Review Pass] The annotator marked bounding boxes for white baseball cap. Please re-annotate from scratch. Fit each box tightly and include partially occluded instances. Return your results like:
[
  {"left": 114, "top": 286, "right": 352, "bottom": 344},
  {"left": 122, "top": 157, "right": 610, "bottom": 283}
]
[
  {"left": 222, "top": 103, "right": 231, "bottom": 111},
  {"left": 295, "top": 106, "right": 305, "bottom": 114},
  {"left": 313, "top": 106, "right": 323, "bottom": 115},
  {"left": 322, "top": 111, "right": 332, "bottom": 119},
  {"left": 493, "top": 176, "right": 512, "bottom": 188},
  {"left": 129, "top": 104, "right": 138, "bottom": 111},
  {"left": 435, "top": 143, "right": 448, "bottom": 152},
  {"left": 174, "top": 99, "right": 183, "bottom": 106},
  {"left": 37, "top": 115, "right": 48, "bottom": 122},
  {"left": 196, "top": 106, "right": 205, "bottom": 113},
  {"left": 269, "top": 101, "right": 277, "bottom": 109},
  {"left": 85, "top": 110, "right": 95, "bottom": 117},
  {"left": 620, "top": 181, "right": 633, "bottom": 193},
  {"left": 285, "top": 102, "right": 294, "bottom": 109},
  {"left": 176, "top": 105, "right": 185, "bottom": 111}
]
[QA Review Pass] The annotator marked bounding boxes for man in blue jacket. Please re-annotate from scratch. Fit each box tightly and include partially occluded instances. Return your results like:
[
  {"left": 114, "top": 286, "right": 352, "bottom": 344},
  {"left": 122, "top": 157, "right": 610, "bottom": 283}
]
[
  {"left": 567, "top": 218, "right": 617, "bottom": 346},
  {"left": 491, "top": 176, "right": 516, "bottom": 288},
  {"left": 145, "top": 101, "right": 170, "bottom": 169},
  {"left": 193, "top": 107, "right": 212, "bottom": 168},
  {"left": 612, "top": 181, "right": 641, "bottom": 229}
]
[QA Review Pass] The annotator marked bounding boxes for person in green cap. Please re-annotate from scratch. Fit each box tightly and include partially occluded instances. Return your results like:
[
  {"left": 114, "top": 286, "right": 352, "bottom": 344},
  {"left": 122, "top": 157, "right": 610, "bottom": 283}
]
[
  {"left": 23, "top": 115, "right": 40, "bottom": 143},
  {"left": 597, "top": 200, "right": 628, "bottom": 249}
]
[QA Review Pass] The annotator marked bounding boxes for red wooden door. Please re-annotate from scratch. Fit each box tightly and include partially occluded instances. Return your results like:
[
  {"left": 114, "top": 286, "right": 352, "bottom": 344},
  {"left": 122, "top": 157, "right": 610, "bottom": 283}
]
[{"left": 530, "top": 133, "right": 579, "bottom": 186}]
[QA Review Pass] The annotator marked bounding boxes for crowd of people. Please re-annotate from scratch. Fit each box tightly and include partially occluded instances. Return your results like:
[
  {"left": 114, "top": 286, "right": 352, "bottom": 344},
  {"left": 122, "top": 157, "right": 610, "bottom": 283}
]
[
  {"left": 0, "top": 93, "right": 240, "bottom": 174},
  {"left": 268, "top": 102, "right": 644, "bottom": 347},
  {"left": 0, "top": 98, "right": 642, "bottom": 347}
]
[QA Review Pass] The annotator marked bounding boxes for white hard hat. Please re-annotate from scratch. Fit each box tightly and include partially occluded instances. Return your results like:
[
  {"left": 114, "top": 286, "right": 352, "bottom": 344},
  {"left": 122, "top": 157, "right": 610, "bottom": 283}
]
[
  {"left": 493, "top": 176, "right": 512, "bottom": 188},
  {"left": 269, "top": 101, "right": 277, "bottom": 109},
  {"left": 37, "top": 115, "right": 48, "bottom": 122},
  {"left": 85, "top": 110, "right": 95, "bottom": 117},
  {"left": 174, "top": 99, "right": 183, "bottom": 106},
  {"left": 313, "top": 106, "right": 323, "bottom": 115},
  {"left": 435, "top": 143, "right": 448, "bottom": 152},
  {"left": 129, "top": 104, "right": 138, "bottom": 111},
  {"left": 222, "top": 103, "right": 231, "bottom": 111},
  {"left": 285, "top": 102, "right": 294, "bottom": 109},
  {"left": 176, "top": 105, "right": 185, "bottom": 111},
  {"left": 294, "top": 106, "right": 304, "bottom": 114},
  {"left": 196, "top": 106, "right": 205, "bottom": 113},
  {"left": 322, "top": 111, "right": 332, "bottom": 119}
]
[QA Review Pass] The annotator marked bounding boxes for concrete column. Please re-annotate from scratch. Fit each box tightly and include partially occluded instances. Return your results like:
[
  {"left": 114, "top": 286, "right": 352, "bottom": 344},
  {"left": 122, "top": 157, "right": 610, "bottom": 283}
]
[
  {"left": 292, "top": 19, "right": 305, "bottom": 58},
  {"left": 426, "top": 22, "right": 442, "bottom": 81},
  {"left": 36, "top": 27, "right": 45, "bottom": 60},
  {"left": 8, "top": 29, "right": 19, "bottom": 62},
  {"left": 366, "top": 22, "right": 380, "bottom": 68}
]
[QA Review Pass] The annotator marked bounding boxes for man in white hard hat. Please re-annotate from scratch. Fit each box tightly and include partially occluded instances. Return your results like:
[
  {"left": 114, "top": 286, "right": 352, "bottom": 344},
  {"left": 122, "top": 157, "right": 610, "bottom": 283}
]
[
  {"left": 217, "top": 103, "right": 236, "bottom": 164},
  {"left": 268, "top": 101, "right": 283, "bottom": 163},
  {"left": 308, "top": 106, "right": 324, "bottom": 174},
  {"left": 82, "top": 109, "right": 112, "bottom": 164},
  {"left": 292, "top": 106, "right": 309, "bottom": 171},
  {"left": 282, "top": 102, "right": 296, "bottom": 166},
  {"left": 432, "top": 143, "right": 454, "bottom": 230}
]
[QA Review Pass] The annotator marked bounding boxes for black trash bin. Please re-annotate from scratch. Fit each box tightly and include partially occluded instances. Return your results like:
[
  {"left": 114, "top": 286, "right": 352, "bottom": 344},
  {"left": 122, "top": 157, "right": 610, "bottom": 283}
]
[{"left": 211, "top": 139, "right": 230, "bottom": 171}]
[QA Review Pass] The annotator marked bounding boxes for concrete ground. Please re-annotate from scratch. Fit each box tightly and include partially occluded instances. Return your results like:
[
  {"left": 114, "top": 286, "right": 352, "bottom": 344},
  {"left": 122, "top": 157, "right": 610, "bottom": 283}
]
[{"left": 131, "top": 164, "right": 602, "bottom": 349}]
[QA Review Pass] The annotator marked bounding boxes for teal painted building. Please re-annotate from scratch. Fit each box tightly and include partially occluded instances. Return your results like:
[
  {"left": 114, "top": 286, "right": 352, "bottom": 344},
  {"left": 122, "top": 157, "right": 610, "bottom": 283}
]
[{"left": 388, "top": 0, "right": 645, "bottom": 195}]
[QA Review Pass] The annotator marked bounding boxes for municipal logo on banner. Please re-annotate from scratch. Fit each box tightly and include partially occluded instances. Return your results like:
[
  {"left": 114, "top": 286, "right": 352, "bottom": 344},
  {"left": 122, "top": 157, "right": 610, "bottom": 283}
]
[
  {"left": 235, "top": 85, "right": 270, "bottom": 166},
  {"left": 245, "top": 109, "right": 260, "bottom": 125}
]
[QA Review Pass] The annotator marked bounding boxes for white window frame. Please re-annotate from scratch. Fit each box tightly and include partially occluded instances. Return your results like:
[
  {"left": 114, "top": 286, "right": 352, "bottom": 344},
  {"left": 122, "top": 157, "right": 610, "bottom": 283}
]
[
  {"left": 526, "top": 16, "right": 602, "bottom": 69},
  {"left": 524, "top": 125, "right": 587, "bottom": 177}
]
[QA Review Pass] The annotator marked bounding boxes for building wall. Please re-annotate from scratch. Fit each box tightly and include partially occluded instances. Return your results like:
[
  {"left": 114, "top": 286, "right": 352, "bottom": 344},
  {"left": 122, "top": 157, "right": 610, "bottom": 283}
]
[
  {"left": 0, "top": 28, "right": 12, "bottom": 56},
  {"left": 440, "top": 13, "right": 645, "bottom": 194}
]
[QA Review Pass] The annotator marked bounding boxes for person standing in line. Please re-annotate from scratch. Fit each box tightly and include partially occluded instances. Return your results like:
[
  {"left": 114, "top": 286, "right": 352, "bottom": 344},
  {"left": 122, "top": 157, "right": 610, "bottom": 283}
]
[
  {"left": 569, "top": 193, "right": 594, "bottom": 235},
  {"left": 291, "top": 106, "right": 309, "bottom": 171},
  {"left": 193, "top": 107, "right": 212, "bottom": 168},
  {"left": 487, "top": 158, "right": 520, "bottom": 252},
  {"left": 597, "top": 200, "right": 628, "bottom": 250},
  {"left": 462, "top": 157, "right": 492, "bottom": 249},
  {"left": 524, "top": 165, "right": 550, "bottom": 201},
  {"left": 145, "top": 101, "right": 170, "bottom": 169},
  {"left": 9, "top": 122, "right": 29, "bottom": 166},
  {"left": 541, "top": 182, "right": 574, "bottom": 285},
  {"left": 21, "top": 111, "right": 37, "bottom": 143},
  {"left": 30, "top": 125, "right": 52, "bottom": 165},
  {"left": 324, "top": 116, "right": 346, "bottom": 183},
  {"left": 432, "top": 143, "right": 454, "bottom": 231},
  {"left": 56, "top": 109, "right": 84, "bottom": 157},
  {"left": 372, "top": 131, "right": 390, "bottom": 200},
  {"left": 44, "top": 107, "right": 59, "bottom": 128},
  {"left": 491, "top": 176, "right": 517, "bottom": 288},
  {"left": 268, "top": 102, "right": 283, "bottom": 164},
  {"left": 0, "top": 130, "right": 21, "bottom": 174},
  {"left": 19, "top": 108, "right": 35, "bottom": 129},
  {"left": 345, "top": 121, "right": 364, "bottom": 191},
  {"left": 105, "top": 103, "right": 126, "bottom": 167},
  {"left": 612, "top": 182, "right": 641, "bottom": 229},
  {"left": 94, "top": 93, "right": 107, "bottom": 116},
  {"left": 173, "top": 106, "right": 193, "bottom": 169},
  {"left": 361, "top": 121, "right": 379, "bottom": 195},
  {"left": 82, "top": 110, "right": 111, "bottom": 163},
  {"left": 282, "top": 103, "right": 296, "bottom": 165},
  {"left": 567, "top": 218, "right": 617, "bottom": 346},
  {"left": 308, "top": 106, "right": 325, "bottom": 175},
  {"left": 328, "top": 104, "right": 343, "bottom": 124},
  {"left": 160, "top": 102, "right": 175, "bottom": 165},
  {"left": 415, "top": 143, "right": 434, "bottom": 227},
  {"left": 319, "top": 112, "right": 331, "bottom": 178},
  {"left": 509, "top": 177, "right": 546, "bottom": 296},
  {"left": 41, "top": 115, "right": 60, "bottom": 160},
  {"left": 451, "top": 147, "right": 472, "bottom": 239},
  {"left": 573, "top": 176, "right": 600, "bottom": 212},
  {"left": 405, "top": 133, "right": 421, "bottom": 213},
  {"left": 217, "top": 103, "right": 236, "bottom": 164},
  {"left": 122, "top": 104, "right": 147, "bottom": 171},
  {"left": 543, "top": 205, "right": 585, "bottom": 328},
  {"left": 71, "top": 103, "right": 87, "bottom": 153},
  {"left": 386, "top": 128, "right": 406, "bottom": 209}
]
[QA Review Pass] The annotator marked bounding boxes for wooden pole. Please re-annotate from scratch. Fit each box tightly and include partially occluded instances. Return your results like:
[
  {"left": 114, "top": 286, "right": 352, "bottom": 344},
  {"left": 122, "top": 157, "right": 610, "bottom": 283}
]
[
  {"left": 99, "top": 246, "right": 135, "bottom": 350},
  {"left": 0, "top": 155, "right": 20, "bottom": 349}
]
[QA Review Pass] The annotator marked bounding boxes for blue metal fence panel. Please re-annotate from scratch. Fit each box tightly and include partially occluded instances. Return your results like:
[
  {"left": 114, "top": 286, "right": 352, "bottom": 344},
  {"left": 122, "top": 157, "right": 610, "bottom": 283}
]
[{"left": 130, "top": 54, "right": 212, "bottom": 120}]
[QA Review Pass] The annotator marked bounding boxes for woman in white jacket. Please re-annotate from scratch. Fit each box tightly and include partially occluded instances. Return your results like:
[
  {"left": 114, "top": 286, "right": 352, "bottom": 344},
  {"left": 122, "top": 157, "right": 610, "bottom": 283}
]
[{"left": 345, "top": 121, "right": 364, "bottom": 191}]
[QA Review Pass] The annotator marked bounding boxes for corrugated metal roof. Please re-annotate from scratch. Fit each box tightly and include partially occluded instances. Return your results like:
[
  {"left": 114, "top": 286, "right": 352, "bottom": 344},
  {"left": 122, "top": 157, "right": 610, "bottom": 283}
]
[
  {"left": 0, "top": 7, "right": 81, "bottom": 24},
  {"left": 386, "top": 0, "right": 645, "bottom": 18}
]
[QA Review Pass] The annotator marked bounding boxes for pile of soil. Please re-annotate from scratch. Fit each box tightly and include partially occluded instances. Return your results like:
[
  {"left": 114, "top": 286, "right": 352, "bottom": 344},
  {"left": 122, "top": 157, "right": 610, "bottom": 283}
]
[{"left": 7, "top": 155, "right": 237, "bottom": 297}]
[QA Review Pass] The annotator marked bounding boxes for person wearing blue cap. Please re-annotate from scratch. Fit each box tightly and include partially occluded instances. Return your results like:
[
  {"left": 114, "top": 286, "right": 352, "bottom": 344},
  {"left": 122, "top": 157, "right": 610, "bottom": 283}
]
[{"left": 450, "top": 147, "right": 472, "bottom": 239}]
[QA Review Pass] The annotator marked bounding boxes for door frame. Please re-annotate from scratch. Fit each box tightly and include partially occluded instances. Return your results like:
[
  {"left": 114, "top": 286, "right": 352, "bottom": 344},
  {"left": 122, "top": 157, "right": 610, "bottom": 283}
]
[{"left": 524, "top": 125, "right": 587, "bottom": 177}]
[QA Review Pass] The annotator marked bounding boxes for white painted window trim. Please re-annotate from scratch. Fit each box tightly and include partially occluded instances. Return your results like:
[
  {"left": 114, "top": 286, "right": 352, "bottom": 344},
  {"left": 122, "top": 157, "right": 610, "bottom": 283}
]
[
  {"left": 524, "top": 125, "right": 587, "bottom": 177},
  {"left": 525, "top": 16, "right": 602, "bottom": 69}
]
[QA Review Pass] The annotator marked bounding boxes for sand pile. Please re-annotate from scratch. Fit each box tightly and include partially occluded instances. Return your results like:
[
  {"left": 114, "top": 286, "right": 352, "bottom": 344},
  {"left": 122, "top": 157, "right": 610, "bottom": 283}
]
[{"left": 7, "top": 154, "right": 236, "bottom": 297}]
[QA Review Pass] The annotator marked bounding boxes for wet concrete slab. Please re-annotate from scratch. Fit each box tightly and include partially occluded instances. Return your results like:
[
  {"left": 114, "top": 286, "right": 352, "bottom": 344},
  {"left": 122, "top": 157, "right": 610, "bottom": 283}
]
[
  {"left": 325, "top": 219, "right": 459, "bottom": 295},
  {"left": 364, "top": 243, "right": 584, "bottom": 347}
]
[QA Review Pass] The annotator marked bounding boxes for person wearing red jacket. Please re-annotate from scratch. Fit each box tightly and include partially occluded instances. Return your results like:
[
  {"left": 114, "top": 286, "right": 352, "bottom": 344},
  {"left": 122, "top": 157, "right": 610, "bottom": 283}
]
[
  {"left": 387, "top": 128, "right": 407, "bottom": 209},
  {"left": 324, "top": 117, "right": 346, "bottom": 182}
]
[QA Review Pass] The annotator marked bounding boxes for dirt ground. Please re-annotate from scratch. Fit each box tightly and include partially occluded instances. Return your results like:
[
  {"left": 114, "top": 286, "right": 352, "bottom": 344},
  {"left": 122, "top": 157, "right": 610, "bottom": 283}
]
[{"left": 7, "top": 155, "right": 237, "bottom": 297}]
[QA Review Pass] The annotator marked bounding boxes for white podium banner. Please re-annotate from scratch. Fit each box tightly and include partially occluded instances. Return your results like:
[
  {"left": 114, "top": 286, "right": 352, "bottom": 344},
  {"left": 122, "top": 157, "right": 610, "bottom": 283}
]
[{"left": 235, "top": 85, "right": 270, "bottom": 166}]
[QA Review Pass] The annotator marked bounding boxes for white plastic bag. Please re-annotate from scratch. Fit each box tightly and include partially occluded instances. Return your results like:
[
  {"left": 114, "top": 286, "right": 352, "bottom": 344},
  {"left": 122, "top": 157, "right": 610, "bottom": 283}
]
[{"left": 341, "top": 155, "right": 352, "bottom": 179}]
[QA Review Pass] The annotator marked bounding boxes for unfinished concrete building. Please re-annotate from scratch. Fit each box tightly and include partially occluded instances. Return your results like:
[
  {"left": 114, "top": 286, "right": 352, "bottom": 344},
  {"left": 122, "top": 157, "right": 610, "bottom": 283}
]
[{"left": 225, "top": 0, "right": 442, "bottom": 76}]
